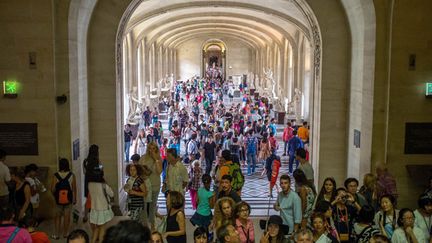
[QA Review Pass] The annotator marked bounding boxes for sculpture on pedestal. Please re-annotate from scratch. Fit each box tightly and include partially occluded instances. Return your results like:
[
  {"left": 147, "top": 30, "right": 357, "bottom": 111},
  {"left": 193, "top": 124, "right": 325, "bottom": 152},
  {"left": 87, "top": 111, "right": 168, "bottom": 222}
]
[
  {"left": 293, "top": 88, "right": 302, "bottom": 120},
  {"left": 168, "top": 73, "right": 174, "bottom": 90},
  {"left": 263, "top": 68, "right": 274, "bottom": 97},
  {"left": 127, "top": 86, "right": 142, "bottom": 124}
]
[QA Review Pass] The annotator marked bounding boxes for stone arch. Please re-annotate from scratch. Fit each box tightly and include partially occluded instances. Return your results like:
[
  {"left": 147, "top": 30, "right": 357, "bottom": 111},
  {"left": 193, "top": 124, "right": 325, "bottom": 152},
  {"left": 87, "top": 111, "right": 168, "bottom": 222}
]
[{"left": 68, "top": 0, "right": 375, "bottom": 206}]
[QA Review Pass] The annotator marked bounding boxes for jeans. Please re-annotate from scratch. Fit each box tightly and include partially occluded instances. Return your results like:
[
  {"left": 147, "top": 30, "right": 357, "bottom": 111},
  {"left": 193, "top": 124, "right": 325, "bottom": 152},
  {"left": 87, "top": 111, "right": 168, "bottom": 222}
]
[
  {"left": 124, "top": 141, "right": 131, "bottom": 162},
  {"left": 288, "top": 152, "right": 298, "bottom": 173},
  {"left": 168, "top": 117, "right": 173, "bottom": 131},
  {"left": 284, "top": 141, "right": 289, "bottom": 154},
  {"left": 247, "top": 153, "right": 257, "bottom": 175},
  {"left": 205, "top": 157, "right": 213, "bottom": 175}
]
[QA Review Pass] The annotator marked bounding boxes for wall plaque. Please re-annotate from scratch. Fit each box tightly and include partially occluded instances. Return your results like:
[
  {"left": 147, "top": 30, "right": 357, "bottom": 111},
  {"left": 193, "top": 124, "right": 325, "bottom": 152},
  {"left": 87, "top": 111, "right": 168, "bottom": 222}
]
[
  {"left": 404, "top": 123, "right": 432, "bottom": 154},
  {"left": 0, "top": 123, "right": 38, "bottom": 155},
  {"left": 354, "top": 129, "right": 361, "bottom": 148}
]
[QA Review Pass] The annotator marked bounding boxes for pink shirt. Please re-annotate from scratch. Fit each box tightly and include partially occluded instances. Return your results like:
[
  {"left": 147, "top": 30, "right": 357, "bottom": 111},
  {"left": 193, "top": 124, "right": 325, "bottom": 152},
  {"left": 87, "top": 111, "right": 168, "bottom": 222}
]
[
  {"left": 235, "top": 219, "right": 255, "bottom": 243},
  {"left": 0, "top": 225, "right": 32, "bottom": 243}
]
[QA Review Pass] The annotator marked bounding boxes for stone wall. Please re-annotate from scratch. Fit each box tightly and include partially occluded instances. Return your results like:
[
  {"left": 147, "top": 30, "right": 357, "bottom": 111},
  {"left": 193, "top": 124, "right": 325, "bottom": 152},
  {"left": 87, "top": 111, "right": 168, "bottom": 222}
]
[{"left": 176, "top": 37, "right": 252, "bottom": 80}]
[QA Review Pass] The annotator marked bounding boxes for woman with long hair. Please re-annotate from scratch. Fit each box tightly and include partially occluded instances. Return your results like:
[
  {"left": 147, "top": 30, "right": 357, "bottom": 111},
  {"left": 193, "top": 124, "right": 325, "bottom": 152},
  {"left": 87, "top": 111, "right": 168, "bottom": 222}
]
[
  {"left": 213, "top": 197, "right": 236, "bottom": 231},
  {"left": 316, "top": 177, "right": 337, "bottom": 205},
  {"left": 332, "top": 188, "right": 357, "bottom": 242},
  {"left": 359, "top": 173, "right": 378, "bottom": 211},
  {"left": 293, "top": 169, "right": 316, "bottom": 229},
  {"left": 134, "top": 129, "right": 147, "bottom": 156},
  {"left": 374, "top": 194, "right": 399, "bottom": 239},
  {"left": 138, "top": 141, "right": 162, "bottom": 230}
]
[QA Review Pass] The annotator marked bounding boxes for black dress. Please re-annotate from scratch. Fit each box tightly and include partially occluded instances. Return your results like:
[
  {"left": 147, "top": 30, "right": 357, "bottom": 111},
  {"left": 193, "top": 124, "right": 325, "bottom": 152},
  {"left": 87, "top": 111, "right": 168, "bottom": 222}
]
[{"left": 166, "top": 209, "right": 187, "bottom": 243}]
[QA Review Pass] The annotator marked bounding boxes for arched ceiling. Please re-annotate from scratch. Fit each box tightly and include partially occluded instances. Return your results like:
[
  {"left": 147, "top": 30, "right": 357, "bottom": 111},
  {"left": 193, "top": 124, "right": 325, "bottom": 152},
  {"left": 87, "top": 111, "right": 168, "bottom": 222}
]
[{"left": 125, "top": 0, "right": 313, "bottom": 50}]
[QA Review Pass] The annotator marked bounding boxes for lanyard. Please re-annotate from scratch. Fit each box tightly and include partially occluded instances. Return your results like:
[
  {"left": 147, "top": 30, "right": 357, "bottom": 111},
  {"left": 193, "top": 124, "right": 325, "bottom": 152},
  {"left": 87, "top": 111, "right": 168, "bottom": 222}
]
[
  {"left": 240, "top": 224, "right": 251, "bottom": 243},
  {"left": 422, "top": 213, "right": 432, "bottom": 234}
]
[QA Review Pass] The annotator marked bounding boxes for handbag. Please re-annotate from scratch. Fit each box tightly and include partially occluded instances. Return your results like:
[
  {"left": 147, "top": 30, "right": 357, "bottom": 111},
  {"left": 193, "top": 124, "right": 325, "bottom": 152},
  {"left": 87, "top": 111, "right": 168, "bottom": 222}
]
[
  {"left": 156, "top": 215, "right": 167, "bottom": 233},
  {"left": 102, "top": 183, "right": 114, "bottom": 208}
]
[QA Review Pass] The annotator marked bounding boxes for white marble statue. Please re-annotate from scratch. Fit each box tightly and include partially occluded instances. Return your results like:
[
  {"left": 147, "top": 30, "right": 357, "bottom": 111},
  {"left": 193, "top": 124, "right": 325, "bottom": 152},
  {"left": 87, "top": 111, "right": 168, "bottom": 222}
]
[
  {"left": 168, "top": 73, "right": 174, "bottom": 90},
  {"left": 263, "top": 68, "right": 273, "bottom": 87},
  {"left": 127, "top": 86, "right": 141, "bottom": 123},
  {"left": 293, "top": 88, "right": 302, "bottom": 119}
]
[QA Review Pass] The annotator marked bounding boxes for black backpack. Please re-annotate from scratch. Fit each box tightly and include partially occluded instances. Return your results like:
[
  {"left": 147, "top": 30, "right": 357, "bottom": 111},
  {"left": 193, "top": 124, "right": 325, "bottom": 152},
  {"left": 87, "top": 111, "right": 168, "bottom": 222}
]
[{"left": 54, "top": 172, "right": 73, "bottom": 205}]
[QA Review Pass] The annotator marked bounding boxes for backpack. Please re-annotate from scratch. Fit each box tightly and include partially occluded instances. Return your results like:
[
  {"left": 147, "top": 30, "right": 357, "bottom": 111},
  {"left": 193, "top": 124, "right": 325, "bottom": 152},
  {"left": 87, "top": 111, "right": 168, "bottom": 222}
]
[
  {"left": 228, "top": 163, "right": 244, "bottom": 191},
  {"left": 54, "top": 172, "right": 73, "bottom": 205},
  {"left": 246, "top": 137, "right": 257, "bottom": 154}
]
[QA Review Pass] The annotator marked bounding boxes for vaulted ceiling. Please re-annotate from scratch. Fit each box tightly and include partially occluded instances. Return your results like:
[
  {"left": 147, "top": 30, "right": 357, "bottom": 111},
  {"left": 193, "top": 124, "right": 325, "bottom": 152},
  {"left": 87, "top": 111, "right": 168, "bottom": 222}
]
[{"left": 125, "top": 0, "right": 314, "bottom": 49}]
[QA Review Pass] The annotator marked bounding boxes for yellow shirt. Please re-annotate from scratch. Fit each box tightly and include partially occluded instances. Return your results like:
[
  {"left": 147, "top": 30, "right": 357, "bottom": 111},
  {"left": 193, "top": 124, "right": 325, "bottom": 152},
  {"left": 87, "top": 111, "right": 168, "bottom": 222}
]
[{"left": 298, "top": 126, "right": 309, "bottom": 141}]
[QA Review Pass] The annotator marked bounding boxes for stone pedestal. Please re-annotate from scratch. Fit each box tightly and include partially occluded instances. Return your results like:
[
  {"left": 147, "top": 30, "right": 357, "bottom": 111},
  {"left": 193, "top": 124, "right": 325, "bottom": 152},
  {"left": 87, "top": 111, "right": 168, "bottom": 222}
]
[{"left": 277, "top": 112, "right": 286, "bottom": 125}]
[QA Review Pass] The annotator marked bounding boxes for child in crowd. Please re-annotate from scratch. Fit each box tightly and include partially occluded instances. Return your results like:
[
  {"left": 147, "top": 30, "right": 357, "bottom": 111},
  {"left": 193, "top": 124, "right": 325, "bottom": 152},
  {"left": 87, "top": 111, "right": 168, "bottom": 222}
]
[{"left": 189, "top": 160, "right": 203, "bottom": 210}]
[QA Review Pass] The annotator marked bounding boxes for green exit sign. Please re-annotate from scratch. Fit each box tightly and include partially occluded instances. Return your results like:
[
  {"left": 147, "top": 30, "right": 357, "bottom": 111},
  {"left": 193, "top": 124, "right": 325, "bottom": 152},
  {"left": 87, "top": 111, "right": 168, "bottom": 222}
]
[
  {"left": 3, "top": 80, "right": 19, "bottom": 98},
  {"left": 427, "top": 83, "right": 432, "bottom": 97}
]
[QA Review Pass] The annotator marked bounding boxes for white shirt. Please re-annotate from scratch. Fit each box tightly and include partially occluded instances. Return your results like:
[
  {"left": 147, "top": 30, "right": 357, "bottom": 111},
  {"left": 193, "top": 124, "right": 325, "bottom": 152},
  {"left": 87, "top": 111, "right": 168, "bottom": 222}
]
[
  {"left": 391, "top": 226, "right": 426, "bottom": 243},
  {"left": 25, "top": 177, "right": 39, "bottom": 205},
  {"left": 166, "top": 161, "right": 188, "bottom": 195},
  {"left": 414, "top": 209, "right": 432, "bottom": 242},
  {"left": 0, "top": 161, "right": 11, "bottom": 196}
]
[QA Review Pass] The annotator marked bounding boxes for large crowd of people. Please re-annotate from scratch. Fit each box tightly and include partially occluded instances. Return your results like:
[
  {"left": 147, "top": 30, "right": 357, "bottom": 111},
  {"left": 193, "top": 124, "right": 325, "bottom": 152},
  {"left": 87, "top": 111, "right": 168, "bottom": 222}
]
[{"left": 1, "top": 72, "right": 432, "bottom": 243}]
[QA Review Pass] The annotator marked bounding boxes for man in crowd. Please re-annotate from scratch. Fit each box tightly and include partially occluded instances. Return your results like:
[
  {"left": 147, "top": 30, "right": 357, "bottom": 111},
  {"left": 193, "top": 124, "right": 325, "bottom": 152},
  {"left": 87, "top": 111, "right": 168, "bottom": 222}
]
[
  {"left": 165, "top": 148, "right": 189, "bottom": 195},
  {"left": 282, "top": 122, "right": 294, "bottom": 156},
  {"left": 297, "top": 121, "right": 309, "bottom": 143},
  {"left": 217, "top": 224, "right": 241, "bottom": 243},
  {"left": 287, "top": 130, "right": 303, "bottom": 173},
  {"left": 274, "top": 174, "right": 302, "bottom": 235},
  {"left": 217, "top": 175, "right": 241, "bottom": 203},
  {"left": 0, "top": 205, "right": 32, "bottom": 242},
  {"left": 344, "top": 177, "right": 369, "bottom": 211},
  {"left": 203, "top": 135, "right": 217, "bottom": 175}
]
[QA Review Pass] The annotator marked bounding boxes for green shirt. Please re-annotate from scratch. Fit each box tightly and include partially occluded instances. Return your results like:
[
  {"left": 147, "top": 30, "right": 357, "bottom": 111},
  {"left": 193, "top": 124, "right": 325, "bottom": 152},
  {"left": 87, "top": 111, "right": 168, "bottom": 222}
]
[{"left": 196, "top": 187, "right": 214, "bottom": 216}]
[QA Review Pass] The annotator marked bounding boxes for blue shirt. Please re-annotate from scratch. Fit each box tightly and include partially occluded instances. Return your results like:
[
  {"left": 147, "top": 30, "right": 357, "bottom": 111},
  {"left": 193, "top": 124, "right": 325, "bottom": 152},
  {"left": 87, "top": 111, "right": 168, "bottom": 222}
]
[{"left": 276, "top": 190, "right": 302, "bottom": 233}]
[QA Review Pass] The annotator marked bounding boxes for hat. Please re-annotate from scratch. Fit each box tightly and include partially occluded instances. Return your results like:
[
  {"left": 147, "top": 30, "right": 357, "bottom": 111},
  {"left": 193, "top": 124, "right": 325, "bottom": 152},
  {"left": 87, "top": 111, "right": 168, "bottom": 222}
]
[{"left": 259, "top": 215, "right": 289, "bottom": 235}]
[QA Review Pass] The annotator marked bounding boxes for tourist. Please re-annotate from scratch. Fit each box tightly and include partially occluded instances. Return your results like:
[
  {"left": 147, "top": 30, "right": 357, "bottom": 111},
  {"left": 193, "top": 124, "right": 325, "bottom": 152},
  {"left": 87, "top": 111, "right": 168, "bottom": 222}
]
[
  {"left": 353, "top": 205, "right": 380, "bottom": 242},
  {"left": 194, "top": 226, "right": 209, "bottom": 243},
  {"left": 265, "top": 152, "right": 281, "bottom": 198},
  {"left": 413, "top": 194, "right": 432, "bottom": 242},
  {"left": 374, "top": 194, "right": 399, "bottom": 239},
  {"left": 190, "top": 174, "right": 215, "bottom": 229},
  {"left": 102, "top": 220, "right": 151, "bottom": 243},
  {"left": 316, "top": 177, "right": 337, "bottom": 204},
  {"left": 287, "top": 130, "right": 304, "bottom": 173},
  {"left": 51, "top": 158, "right": 77, "bottom": 239},
  {"left": 139, "top": 141, "right": 163, "bottom": 229},
  {"left": 274, "top": 174, "right": 302, "bottom": 234},
  {"left": 218, "top": 175, "right": 241, "bottom": 203},
  {"left": 234, "top": 201, "right": 254, "bottom": 243},
  {"left": 189, "top": 160, "right": 203, "bottom": 210},
  {"left": 313, "top": 200, "right": 339, "bottom": 241},
  {"left": 24, "top": 163, "right": 45, "bottom": 226},
  {"left": 296, "top": 148, "right": 314, "bottom": 187},
  {"left": 294, "top": 229, "right": 314, "bottom": 243},
  {"left": 282, "top": 122, "right": 294, "bottom": 156},
  {"left": 359, "top": 173, "right": 379, "bottom": 211},
  {"left": 134, "top": 129, "right": 146, "bottom": 156},
  {"left": 164, "top": 191, "right": 187, "bottom": 243},
  {"left": 160, "top": 138, "right": 168, "bottom": 181},
  {"left": 124, "top": 163, "right": 147, "bottom": 224},
  {"left": 0, "top": 205, "right": 32, "bottom": 242},
  {"left": 217, "top": 224, "right": 241, "bottom": 243},
  {"left": 375, "top": 163, "right": 398, "bottom": 202},
  {"left": 150, "top": 231, "right": 163, "bottom": 243},
  {"left": 67, "top": 229, "right": 90, "bottom": 243},
  {"left": 259, "top": 215, "right": 289, "bottom": 243},
  {"left": 293, "top": 169, "right": 316, "bottom": 229},
  {"left": 297, "top": 121, "right": 309, "bottom": 143},
  {"left": 310, "top": 212, "right": 338, "bottom": 242},
  {"left": 124, "top": 124, "right": 133, "bottom": 162},
  {"left": 391, "top": 208, "right": 426, "bottom": 242},
  {"left": 165, "top": 148, "right": 188, "bottom": 195},
  {"left": 332, "top": 188, "right": 357, "bottom": 242},
  {"left": 214, "top": 197, "right": 236, "bottom": 231},
  {"left": 344, "top": 177, "right": 368, "bottom": 211},
  {"left": 245, "top": 130, "right": 258, "bottom": 176},
  {"left": 10, "top": 167, "right": 33, "bottom": 228},
  {"left": 130, "top": 153, "right": 140, "bottom": 164},
  {"left": 258, "top": 134, "right": 271, "bottom": 168}
]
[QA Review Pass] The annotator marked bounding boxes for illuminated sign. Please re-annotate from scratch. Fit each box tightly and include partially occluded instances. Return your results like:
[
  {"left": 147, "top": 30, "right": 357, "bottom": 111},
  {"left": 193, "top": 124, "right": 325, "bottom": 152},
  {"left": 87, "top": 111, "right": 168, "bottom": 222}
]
[
  {"left": 3, "top": 80, "right": 19, "bottom": 98},
  {"left": 427, "top": 83, "right": 432, "bottom": 97}
]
